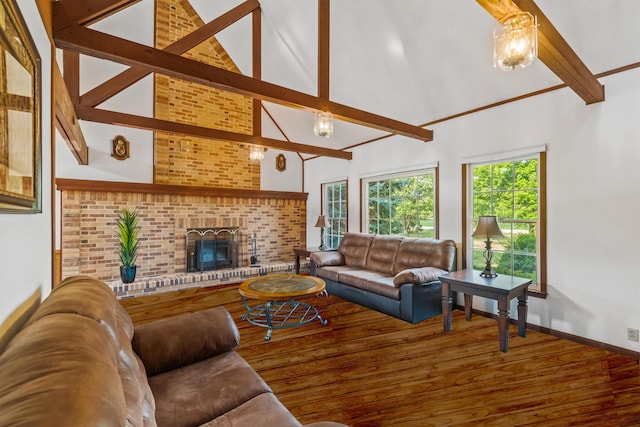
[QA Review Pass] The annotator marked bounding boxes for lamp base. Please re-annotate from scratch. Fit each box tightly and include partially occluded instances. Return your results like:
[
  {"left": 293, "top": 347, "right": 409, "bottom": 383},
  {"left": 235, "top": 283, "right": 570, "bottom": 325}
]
[{"left": 479, "top": 269, "right": 498, "bottom": 278}]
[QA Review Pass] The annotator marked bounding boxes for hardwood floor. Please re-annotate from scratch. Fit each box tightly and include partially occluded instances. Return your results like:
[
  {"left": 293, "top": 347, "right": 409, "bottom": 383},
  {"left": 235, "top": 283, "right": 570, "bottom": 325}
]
[{"left": 121, "top": 285, "right": 640, "bottom": 427}]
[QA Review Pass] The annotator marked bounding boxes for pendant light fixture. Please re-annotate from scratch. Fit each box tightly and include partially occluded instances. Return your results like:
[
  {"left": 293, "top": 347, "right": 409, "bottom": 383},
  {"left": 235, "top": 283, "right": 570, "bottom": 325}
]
[
  {"left": 314, "top": 111, "right": 334, "bottom": 138},
  {"left": 493, "top": 12, "right": 538, "bottom": 71}
]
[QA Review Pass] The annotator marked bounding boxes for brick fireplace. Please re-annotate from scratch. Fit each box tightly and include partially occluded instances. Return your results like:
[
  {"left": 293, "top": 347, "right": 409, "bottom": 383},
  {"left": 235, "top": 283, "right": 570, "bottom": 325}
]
[{"left": 57, "top": 179, "right": 308, "bottom": 287}]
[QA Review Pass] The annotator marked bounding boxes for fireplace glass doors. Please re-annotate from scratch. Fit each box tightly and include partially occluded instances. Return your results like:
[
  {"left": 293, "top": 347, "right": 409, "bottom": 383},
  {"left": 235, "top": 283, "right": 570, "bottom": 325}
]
[{"left": 185, "top": 227, "right": 240, "bottom": 272}]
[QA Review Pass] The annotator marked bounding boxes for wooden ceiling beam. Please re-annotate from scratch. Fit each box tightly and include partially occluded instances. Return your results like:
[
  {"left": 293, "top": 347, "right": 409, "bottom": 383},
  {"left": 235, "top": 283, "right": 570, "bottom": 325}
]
[
  {"left": 79, "top": 0, "right": 260, "bottom": 107},
  {"left": 54, "top": 24, "right": 433, "bottom": 142},
  {"left": 54, "top": 64, "right": 88, "bottom": 164},
  {"left": 75, "top": 105, "right": 353, "bottom": 160},
  {"left": 52, "top": 0, "right": 140, "bottom": 33},
  {"left": 318, "top": 0, "right": 330, "bottom": 100},
  {"left": 476, "top": 0, "right": 604, "bottom": 104}
]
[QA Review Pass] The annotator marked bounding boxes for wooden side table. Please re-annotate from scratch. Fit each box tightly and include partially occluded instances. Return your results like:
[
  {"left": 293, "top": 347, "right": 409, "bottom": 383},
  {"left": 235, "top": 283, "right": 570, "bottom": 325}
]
[
  {"left": 439, "top": 269, "right": 532, "bottom": 352},
  {"left": 293, "top": 247, "right": 324, "bottom": 274}
]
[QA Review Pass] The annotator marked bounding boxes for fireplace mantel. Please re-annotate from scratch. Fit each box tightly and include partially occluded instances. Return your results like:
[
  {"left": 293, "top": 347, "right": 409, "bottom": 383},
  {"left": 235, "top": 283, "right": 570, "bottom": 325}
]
[{"left": 56, "top": 178, "right": 308, "bottom": 201}]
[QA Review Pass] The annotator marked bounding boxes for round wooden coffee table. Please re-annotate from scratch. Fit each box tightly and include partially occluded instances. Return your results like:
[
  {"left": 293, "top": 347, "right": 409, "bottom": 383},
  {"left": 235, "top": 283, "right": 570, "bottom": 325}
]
[{"left": 239, "top": 274, "right": 328, "bottom": 341}]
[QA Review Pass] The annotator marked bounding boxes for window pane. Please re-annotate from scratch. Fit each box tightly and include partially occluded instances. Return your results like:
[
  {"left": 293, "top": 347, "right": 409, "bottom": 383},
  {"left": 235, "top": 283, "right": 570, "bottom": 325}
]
[
  {"left": 514, "top": 190, "right": 538, "bottom": 220},
  {"left": 493, "top": 162, "right": 513, "bottom": 191},
  {"left": 473, "top": 165, "right": 491, "bottom": 193},
  {"left": 323, "top": 181, "right": 347, "bottom": 248},
  {"left": 365, "top": 170, "right": 435, "bottom": 238},
  {"left": 493, "top": 191, "right": 513, "bottom": 219},
  {"left": 469, "top": 156, "right": 542, "bottom": 291}
]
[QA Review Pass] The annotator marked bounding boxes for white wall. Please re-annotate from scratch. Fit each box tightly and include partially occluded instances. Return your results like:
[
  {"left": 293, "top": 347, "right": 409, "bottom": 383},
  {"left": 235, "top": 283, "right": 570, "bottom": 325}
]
[
  {"left": 0, "top": 3, "right": 52, "bottom": 324},
  {"left": 56, "top": 1, "right": 155, "bottom": 183},
  {"left": 304, "top": 69, "right": 640, "bottom": 352}
]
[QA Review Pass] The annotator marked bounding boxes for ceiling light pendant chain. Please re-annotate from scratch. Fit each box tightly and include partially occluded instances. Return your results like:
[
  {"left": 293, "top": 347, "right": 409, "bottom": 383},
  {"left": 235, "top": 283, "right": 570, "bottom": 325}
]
[
  {"left": 314, "top": 111, "right": 334, "bottom": 138},
  {"left": 493, "top": 12, "right": 538, "bottom": 71}
]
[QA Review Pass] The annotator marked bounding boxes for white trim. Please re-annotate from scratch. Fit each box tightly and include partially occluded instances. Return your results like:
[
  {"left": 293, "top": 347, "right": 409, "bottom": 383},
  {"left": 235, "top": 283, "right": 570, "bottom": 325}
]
[
  {"left": 461, "top": 145, "right": 546, "bottom": 165},
  {"left": 359, "top": 161, "right": 439, "bottom": 180},
  {"left": 320, "top": 176, "right": 348, "bottom": 186}
]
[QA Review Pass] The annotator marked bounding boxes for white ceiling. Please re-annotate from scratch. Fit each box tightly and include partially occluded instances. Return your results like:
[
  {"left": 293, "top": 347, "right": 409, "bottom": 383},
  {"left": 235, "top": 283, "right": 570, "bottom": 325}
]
[{"left": 105, "top": 1, "right": 640, "bottom": 158}]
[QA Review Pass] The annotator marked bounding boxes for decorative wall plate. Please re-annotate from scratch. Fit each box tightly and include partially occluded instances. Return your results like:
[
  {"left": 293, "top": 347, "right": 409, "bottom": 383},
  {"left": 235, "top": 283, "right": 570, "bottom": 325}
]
[
  {"left": 276, "top": 153, "right": 286, "bottom": 171},
  {"left": 111, "top": 135, "right": 130, "bottom": 160}
]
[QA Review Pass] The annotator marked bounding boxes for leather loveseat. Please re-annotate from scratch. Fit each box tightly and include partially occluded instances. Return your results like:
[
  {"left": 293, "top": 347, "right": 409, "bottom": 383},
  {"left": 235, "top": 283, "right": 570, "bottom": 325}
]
[
  {"left": 310, "top": 232, "right": 456, "bottom": 323},
  {"left": 0, "top": 275, "right": 347, "bottom": 427}
]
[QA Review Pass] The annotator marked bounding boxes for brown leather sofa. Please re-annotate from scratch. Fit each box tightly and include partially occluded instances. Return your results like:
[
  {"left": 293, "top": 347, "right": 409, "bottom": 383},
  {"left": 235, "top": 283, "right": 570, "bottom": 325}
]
[
  {"left": 0, "top": 276, "right": 347, "bottom": 427},
  {"left": 310, "top": 232, "right": 456, "bottom": 323}
]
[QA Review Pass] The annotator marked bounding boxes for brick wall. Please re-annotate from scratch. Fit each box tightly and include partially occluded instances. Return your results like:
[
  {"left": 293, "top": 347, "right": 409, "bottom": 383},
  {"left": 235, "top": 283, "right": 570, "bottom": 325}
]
[
  {"left": 60, "top": 188, "right": 307, "bottom": 282},
  {"left": 154, "top": 0, "right": 257, "bottom": 188}
]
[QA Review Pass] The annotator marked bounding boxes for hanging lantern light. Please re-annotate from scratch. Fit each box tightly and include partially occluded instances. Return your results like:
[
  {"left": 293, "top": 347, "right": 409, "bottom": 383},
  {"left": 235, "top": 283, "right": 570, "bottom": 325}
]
[
  {"left": 249, "top": 145, "right": 265, "bottom": 161},
  {"left": 493, "top": 12, "right": 538, "bottom": 71},
  {"left": 314, "top": 111, "right": 334, "bottom": 138}
]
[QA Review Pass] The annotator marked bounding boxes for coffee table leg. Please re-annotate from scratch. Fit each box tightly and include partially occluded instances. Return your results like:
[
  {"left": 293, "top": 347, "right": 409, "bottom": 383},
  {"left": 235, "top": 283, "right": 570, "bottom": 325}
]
[
  {"left": 442, "top": 282, "right": 452, "bottom": 332},
  {"left": 264, "top": 300, "right": 273, "bottom": 341},
  {"left": 316, "top": 290, "right": 329, "bottom": 326},
  {"left": 497, "top": 296, "right": 509, "bottom": 352}
]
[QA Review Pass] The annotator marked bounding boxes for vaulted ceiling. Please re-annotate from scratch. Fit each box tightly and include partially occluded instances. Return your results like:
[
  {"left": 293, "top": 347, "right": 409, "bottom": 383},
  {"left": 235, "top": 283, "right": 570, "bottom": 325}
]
[{"left": 52, "top": 0, "right": 640, "bottom": 163}]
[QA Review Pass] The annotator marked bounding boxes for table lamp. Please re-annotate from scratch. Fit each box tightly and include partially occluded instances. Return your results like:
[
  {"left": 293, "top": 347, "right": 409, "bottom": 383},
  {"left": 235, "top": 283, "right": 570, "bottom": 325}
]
[
  {"left": 314, "top": 215, "right": 328, "bottom": 250},
  {"left": 472, "top": 215, "right": 505, "bottom": 278}
]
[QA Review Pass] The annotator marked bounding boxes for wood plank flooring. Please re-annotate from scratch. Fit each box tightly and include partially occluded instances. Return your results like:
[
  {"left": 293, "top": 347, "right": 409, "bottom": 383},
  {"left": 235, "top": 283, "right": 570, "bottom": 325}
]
[{"left": 121, "top": 285, "right": 640, "bottom": 427}]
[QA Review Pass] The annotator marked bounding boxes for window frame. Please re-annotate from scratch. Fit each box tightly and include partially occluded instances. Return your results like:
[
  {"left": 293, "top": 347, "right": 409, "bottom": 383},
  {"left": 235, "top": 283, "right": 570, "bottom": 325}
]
[
  {"left": 463, "top": 151, "right": 547, "bottom": 297},
  {"left": 361, "top": 167, "right": 439, "bottom": 238},
  {"left": 321, "top": 180, "right": 348, "bottom": 249}
]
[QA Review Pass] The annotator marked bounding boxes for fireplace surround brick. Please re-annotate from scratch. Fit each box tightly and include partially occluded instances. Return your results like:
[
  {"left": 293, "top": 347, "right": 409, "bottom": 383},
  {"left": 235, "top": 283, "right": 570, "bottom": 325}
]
[{"left": 58, "top": 181, "right": 307, "bottom": 284}]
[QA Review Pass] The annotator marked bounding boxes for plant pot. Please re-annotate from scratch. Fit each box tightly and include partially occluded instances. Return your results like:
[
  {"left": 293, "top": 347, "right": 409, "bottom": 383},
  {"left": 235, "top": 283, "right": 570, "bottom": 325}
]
[{"left": 120, "top": 265, "right": 137, "bottom": 284}]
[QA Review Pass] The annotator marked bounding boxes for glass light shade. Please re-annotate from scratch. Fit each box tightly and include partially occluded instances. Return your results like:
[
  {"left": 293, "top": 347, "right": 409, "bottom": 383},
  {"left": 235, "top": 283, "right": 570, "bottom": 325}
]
[
  {"left": 249, "top": 145, "right": 264, "bottom": 161},
  {"left": 493, "top": 12, "right": 537, "bottom": 71},
  {"left": 314, "top": 111, "right": 334, "bottom": 138}
]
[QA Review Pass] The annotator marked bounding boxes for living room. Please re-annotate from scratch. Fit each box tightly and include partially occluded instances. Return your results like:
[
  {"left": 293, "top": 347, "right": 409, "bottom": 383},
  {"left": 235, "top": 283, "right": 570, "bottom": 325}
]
[{"left": 1, "top": 0, "right": 639, "bottom": 425}]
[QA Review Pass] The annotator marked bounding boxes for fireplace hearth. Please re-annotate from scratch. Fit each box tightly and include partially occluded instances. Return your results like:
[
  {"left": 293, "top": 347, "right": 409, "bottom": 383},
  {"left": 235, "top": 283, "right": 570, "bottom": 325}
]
[{"left": 185, "top": 227, "right": 240, "bottom": 272}]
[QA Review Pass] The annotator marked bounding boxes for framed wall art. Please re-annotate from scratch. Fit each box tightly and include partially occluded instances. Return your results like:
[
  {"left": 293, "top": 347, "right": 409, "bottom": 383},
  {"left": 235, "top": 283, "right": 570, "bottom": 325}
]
[{"left": 0, "top": 0, "right": 41, "bottom": 213}]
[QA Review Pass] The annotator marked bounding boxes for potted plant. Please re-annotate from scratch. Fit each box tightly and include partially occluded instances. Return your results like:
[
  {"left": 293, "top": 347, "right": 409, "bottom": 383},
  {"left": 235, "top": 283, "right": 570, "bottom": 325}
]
[{"left": 116, "top": 208, "right": 139, "bottom": 283}]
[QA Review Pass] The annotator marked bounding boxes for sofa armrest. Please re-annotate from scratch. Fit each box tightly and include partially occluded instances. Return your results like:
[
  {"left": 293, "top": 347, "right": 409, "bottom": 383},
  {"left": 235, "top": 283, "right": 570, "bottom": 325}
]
[
  {"left": 310, "top": 251, "right": 344, "bottom": 267},
  {"left": 132, "top": 306, "right": 240, "bottom": 376},
  {"left": 393, "top": 267, "right": 446, "bottom": 287}
]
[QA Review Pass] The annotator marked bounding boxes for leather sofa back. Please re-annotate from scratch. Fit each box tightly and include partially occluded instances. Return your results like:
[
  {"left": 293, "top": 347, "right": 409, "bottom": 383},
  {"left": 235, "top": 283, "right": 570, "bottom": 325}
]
[
  {"left": 0, "top": 276, "right": 156, "bottom": 427},
  {"left": 393, "top": 238, "right": 456, "bottom": 274},
  {"left": 365, "top": 235, "right": 403, "bottom": 275},
  {"left": 337, "top": 232, "right": 374, "bottom": 268}
]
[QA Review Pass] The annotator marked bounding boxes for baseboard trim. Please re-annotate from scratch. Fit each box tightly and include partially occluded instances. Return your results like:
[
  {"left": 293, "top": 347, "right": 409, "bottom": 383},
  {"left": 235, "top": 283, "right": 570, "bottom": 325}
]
[{"left": 454, "top": 305, "right": 640, "bottom": 359}]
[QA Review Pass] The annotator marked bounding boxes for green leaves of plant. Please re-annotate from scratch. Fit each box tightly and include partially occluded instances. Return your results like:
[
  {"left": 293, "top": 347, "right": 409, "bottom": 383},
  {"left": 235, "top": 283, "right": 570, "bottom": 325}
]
[{"left": 117, "top": 208, "right": 139, "bottom": 266}]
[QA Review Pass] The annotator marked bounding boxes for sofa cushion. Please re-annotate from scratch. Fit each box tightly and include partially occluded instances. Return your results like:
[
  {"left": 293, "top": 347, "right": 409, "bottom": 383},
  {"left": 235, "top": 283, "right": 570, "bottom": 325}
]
[
  {"left": 365, "top": 235, "right": 403, "bottom": 275},
  {"left": 393, "top": 238, "right": 456, "bottom": 274},
  {"left": 337, "top": 270, "right": 401, "bottom": 300},
  {"left": 133, "top": 306, "right": 240, "bottom": 376},
  {"left": 315, "top": 265, "right": 359, "bottom": 283},
  {"left": 337, "top": 232, "right": 374, "bottom": 268},
  {"left": 149, "top": 351, "right": 272, "bottom": 427},
  {"left": 393, "top": 266, "right": 446, "bottom": 286},
  {"left": 310, "top": 251, "right": 344, "bottom": 267},
  {"left": 199, "top": 392, "right": 302, "bottom": 427}
]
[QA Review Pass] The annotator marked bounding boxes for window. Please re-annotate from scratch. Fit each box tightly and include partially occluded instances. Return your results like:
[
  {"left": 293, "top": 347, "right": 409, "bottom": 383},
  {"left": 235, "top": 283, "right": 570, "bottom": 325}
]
[
  {"left": 322, "top": 180, "right": 347, "bottom": 249},
  {"left": 467, "top": 152, "right": 546, "bottom": 294},
  {"left": 363, "top": 169, "right": 437, "bottom": 238}
]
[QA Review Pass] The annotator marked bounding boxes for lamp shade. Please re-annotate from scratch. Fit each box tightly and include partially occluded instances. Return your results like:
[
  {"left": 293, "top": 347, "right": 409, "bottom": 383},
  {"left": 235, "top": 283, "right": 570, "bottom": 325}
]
[
  {"left": 314, "top": 215, "right": 328, "bottom": 228},
  {"left": 472, "top": 216, "right": 505, "bottom": 239}
]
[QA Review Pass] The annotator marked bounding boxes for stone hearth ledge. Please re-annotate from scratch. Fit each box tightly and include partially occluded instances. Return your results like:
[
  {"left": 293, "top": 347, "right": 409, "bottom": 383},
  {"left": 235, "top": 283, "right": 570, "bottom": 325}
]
[{"left": 108, "top": 261, "right": 310, "bottom": 298}]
